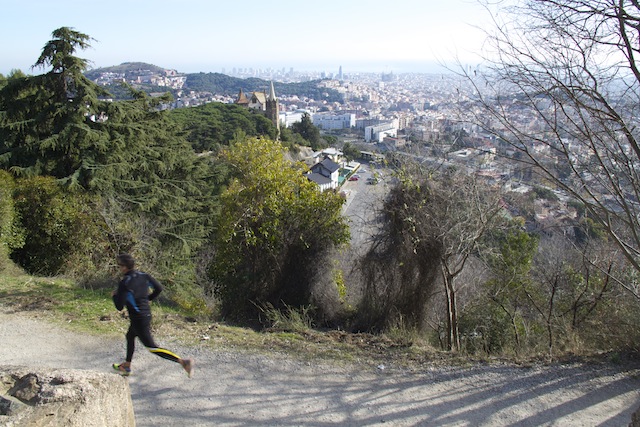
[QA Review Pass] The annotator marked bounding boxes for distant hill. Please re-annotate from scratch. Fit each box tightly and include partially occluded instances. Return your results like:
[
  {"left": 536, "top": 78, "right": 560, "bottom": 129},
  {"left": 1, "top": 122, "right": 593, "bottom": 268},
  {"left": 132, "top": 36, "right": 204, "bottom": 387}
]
[
  {"left": 84, "top": 64, "right": 344, "bottom": 103},
  {"left": 184, "top": 72, "right": 344, "bottom": 103},
  {"left": 85, "top": 62, "right": 169, "bottom": 79}
]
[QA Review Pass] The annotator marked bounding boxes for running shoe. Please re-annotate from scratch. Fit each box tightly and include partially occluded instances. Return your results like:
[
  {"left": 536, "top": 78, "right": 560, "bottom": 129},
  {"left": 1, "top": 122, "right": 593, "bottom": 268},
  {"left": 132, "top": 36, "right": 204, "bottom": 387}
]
[{"left": 112, "top": 363, "right": 131, "bottom": 376}]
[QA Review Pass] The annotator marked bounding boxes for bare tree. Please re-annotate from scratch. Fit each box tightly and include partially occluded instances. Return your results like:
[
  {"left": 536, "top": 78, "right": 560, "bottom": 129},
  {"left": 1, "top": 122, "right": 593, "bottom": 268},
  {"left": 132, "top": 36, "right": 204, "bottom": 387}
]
[
  {"left": 462, "top": 0, "right": 640, "bottom": 298},
  {"left": 357, "top": 162, "right": 505, "bottom": 351},
  {"left": 437, "top": 173, "right": 505, "bottom": 350},
  {"left": 523, "top": 233, "right": 620, "bottom": 356}
]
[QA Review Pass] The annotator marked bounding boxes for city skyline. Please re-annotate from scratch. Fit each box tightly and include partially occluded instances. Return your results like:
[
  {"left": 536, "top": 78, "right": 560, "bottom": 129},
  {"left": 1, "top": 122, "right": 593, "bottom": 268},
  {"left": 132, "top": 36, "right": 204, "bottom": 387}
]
[{"left": 2, "top": 0, "right": 492, "bottom": 76}]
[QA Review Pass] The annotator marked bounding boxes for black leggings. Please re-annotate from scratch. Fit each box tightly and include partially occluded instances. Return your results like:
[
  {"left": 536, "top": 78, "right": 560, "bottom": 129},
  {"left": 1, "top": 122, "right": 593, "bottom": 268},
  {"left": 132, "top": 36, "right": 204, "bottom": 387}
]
[{"left": 126, "top": 315, "right": 181, "bottom": 363}]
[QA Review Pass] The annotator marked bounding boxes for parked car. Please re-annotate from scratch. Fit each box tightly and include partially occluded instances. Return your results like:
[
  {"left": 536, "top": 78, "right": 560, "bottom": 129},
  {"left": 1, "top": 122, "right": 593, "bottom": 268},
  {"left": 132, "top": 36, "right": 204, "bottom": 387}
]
[{"left": 348, "top": 176, "right": 359, "bottom": 181}]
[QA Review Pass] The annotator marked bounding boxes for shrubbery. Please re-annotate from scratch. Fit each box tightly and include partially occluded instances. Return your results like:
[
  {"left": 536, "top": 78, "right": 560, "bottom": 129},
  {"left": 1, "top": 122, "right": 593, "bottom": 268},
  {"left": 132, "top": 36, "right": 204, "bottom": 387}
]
[
  {"left": 11, "top": 176, "right": 107, "bottom": 277},
  {"left": 209, "top": 137, "right": 349, "bottom": 322},
  {"left": 0, "top": 171, "right": 23, "bottom": 272}
]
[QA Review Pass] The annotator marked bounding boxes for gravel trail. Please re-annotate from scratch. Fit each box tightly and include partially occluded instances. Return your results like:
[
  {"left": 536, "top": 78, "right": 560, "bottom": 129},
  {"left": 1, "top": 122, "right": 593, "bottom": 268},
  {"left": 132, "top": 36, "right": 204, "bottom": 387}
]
[{"left": 1, "top": 309, "right": 639, "bottom": 426}]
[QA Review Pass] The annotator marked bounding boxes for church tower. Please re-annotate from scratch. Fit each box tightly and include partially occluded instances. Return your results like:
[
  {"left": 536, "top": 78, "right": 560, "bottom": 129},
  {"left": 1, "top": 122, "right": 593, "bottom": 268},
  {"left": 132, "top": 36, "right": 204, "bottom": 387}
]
[
  {"left": 235, "top": 88, "right": 249, "bottom": 106},
  {"left": 266, "top": 81, "right": 280, "bottom": 139}
]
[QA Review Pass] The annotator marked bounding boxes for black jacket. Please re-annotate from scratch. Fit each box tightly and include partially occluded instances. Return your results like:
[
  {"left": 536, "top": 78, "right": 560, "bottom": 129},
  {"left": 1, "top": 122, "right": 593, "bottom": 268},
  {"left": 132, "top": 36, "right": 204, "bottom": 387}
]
[{"left": 113, "top": 270, "right": 163, "bottom": 317}]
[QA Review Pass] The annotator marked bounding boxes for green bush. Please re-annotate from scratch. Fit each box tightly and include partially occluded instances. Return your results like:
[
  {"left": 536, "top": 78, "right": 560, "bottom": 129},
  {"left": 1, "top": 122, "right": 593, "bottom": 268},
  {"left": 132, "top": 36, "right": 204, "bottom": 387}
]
[
  {"left": 210, "top": 137, "right": 349, "bottom": 322},
  {"left": 0, "top": 171, "right": 24, "bottom": 272},
  {"left": 11, "top": 176, "right": 107, "bottom": 276},
  {"left": 458, "top": 300, "right": 514, "bottom": 355}
]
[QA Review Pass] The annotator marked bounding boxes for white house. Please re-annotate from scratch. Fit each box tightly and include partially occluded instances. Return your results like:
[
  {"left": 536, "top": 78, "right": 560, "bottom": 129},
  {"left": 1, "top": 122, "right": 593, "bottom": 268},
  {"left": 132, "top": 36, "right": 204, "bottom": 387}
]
[
  {"left": 313, "top": 147, "right": 344, "bottom": 165},
  {"left": 278, "top": 110, "right": 308, "bottom": 128},
  {"left": 306, "top": 157, "right": 340, "bottom": 192}
]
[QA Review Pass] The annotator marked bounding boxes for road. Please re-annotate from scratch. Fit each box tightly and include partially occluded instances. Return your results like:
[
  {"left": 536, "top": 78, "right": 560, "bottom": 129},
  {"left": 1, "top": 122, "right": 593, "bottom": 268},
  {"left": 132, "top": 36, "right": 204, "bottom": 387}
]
[{"left": 342, "top": 162, "right": 389, "bottom": 250}]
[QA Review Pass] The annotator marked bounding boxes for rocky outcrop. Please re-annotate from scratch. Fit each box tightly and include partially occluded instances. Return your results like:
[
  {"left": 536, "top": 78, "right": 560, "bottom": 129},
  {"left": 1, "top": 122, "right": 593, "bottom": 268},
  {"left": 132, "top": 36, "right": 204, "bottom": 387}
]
[
  {"left": 0, "top": 366, "right": 135, "bottom": 427},
  {"left": 284, "top": 146, "right": 315, "bottom": 164},
  {"left": 631, "top": 405, "right": 640, "bottom": 427}
]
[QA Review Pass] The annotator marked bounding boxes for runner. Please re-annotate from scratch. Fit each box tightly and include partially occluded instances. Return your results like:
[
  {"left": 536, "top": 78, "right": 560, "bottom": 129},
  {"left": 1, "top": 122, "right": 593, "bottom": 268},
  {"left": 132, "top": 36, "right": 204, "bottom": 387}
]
[{"left": 111, "top": 253, "right": 194, "bottom": 378}]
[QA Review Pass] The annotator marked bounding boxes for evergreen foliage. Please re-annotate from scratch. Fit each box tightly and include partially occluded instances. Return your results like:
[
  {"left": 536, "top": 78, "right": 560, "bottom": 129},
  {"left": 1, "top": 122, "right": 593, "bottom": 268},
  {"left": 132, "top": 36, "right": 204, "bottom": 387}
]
[
  {"left": 290, "top": 113, "right": 323, "bottom": 150},
  {"left": 0, "top": 171, "right": 23, "bottom": 271},
  {"left": 209, "top": 137, "right": 349, "bottom": 322},
  {"left": 0, "top": 28, "right": 111, "bottom": 183},
  {"left": 11, "top": 176, "right": 106, "bottom": 276},
  {"left": 0, "top": 28, "right": 218, "bottom": 280},
  {"left": 184, "top": 72, "right": 344, "bottom": 103},
  {"left": 169, "top": 102, "right": 277, "bottom": 152},
  {"left": 89, "top": 88, "right": 215, "bottom": 246}
]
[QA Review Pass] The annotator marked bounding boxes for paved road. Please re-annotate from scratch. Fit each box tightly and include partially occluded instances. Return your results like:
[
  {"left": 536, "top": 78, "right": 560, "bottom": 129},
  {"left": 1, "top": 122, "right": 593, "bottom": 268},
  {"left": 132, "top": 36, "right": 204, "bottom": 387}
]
[{"left": 342, "top": 165, "right": 388, "bottom": 245}]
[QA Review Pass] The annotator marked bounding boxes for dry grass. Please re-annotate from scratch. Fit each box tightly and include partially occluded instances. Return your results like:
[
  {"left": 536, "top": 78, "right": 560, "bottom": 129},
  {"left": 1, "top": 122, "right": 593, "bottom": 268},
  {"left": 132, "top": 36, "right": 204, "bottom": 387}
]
[{"left": 0, "top": 273, "right": 633, "bottom": 369}]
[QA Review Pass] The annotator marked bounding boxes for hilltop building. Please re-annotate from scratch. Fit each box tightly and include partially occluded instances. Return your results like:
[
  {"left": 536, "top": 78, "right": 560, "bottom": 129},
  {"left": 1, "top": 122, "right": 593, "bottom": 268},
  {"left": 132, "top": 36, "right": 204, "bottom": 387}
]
[{"left": 235, "top": 81, "right": 280, "bottom": 137}]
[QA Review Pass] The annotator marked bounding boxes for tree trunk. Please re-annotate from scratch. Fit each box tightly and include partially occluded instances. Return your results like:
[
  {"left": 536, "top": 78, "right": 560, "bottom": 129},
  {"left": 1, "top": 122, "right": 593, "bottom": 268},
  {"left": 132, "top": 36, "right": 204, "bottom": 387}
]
[
  {"left": 444, "top": 283, "right": 452, "bottom": 351},
  {"left": 443, "top": 271, "right": 460, "bottom": 352},
  {"left": 547, "top": 279, "right": 558, "bottom": 359},
  {"left": 510, "top": 316, "right": 520, "bottom": 354}
]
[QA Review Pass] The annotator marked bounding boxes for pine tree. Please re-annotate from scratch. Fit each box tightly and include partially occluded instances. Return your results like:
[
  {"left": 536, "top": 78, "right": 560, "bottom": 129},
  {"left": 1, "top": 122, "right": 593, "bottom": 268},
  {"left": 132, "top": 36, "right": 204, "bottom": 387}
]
[
  {"left": 0, "top": 28, "right": 111, "bottom": 184},
  {"left": 0, "top": 27, "right": 217, "bottom": 264}
]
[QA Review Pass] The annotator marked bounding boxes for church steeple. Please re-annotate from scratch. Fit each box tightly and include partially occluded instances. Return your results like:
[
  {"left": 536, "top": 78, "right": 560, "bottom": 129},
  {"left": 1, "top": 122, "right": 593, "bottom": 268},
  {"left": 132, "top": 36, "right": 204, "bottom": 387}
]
[
  {"left": 268, "top": 81, "right": 277, "bottom": 101},
  {"left": 235, "top": 88, "right": 249, "bottom": 105},
  {"left": 266, "top": 81, "right": 280, "bottom": 139}
]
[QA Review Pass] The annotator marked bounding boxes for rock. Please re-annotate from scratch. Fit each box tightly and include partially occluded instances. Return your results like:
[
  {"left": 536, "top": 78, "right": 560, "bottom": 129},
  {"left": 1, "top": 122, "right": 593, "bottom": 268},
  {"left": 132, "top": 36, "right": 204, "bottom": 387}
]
[
  {"left": 0, "top": 365, "right": 135, "bottom": 427},
  {"left": 284, "top": 146, "right": 315, "bottom": 163},
  {"left": 9, "top": 373, "right": 39, "bottom": 403},
  {"left": 0, "top": 395, "right": 28, "bottom": 416},
  {"left": 631, "top": 405, "right": 640, "bottom": 427}
]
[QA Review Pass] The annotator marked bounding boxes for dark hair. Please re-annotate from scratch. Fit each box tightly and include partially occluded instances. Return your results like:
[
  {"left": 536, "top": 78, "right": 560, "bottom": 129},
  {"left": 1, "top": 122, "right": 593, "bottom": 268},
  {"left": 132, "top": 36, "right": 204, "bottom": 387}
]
[{"left": 116, "top": 253, "right": 135, "bottom": 269}]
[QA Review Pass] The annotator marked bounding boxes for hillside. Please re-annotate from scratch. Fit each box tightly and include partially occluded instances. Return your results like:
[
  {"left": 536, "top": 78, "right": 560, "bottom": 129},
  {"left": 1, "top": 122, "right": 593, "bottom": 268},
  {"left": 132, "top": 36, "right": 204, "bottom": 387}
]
[
  {"left": 184, "top": 72, "right": 344, "bottom": 102},
  {"left": 84, "top": 62, "right": 169, "bottom": 79},
  {"left": 84, "top": 63, "right": 345, "bottom": 103}
]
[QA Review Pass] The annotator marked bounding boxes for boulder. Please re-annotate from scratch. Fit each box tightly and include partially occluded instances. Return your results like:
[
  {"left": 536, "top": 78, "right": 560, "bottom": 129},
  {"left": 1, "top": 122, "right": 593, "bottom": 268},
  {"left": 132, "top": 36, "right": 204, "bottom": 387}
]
[
  {"left": 0, "top": 366, "right": 135, "bottom": 426},
  {"left": 632, "top": 405, "right": 640, "bottom": 427}
]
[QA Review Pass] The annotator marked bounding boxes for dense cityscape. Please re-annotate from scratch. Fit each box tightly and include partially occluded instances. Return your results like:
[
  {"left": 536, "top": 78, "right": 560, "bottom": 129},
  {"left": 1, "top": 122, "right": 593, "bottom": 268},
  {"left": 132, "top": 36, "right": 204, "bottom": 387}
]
[
  {"left": 90, "top": 63, "right": 483, "bottom": 152},
  {"left": 88, "top": 63, "right": 573, "bottom": 232}
]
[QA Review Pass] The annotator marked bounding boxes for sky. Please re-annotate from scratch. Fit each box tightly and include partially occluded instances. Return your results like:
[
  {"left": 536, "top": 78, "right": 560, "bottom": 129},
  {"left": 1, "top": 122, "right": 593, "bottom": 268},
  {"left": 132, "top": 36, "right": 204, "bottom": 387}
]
[{"left": 1, "top": 0, "right": 493, "bottom": 76}]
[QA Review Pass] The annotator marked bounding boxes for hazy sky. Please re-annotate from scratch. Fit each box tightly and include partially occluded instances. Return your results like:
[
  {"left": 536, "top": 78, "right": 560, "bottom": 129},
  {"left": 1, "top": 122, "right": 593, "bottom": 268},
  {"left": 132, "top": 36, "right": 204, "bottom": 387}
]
[{"left": 2, "top": 0, "right": 492, "bottom": 75}]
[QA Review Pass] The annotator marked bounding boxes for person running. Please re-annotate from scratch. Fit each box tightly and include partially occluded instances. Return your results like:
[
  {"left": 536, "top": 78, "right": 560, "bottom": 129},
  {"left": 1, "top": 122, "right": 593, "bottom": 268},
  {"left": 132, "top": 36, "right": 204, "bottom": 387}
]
[{"left": 111, "top": 253, "right": 194, "bottom": 378}]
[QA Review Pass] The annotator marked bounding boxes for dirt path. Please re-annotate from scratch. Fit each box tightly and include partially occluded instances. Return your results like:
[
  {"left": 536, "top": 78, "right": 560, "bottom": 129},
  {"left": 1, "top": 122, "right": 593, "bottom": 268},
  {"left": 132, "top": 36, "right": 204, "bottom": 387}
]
[{"left": 1, "top": 309, "right": 639, "bottom": 426}]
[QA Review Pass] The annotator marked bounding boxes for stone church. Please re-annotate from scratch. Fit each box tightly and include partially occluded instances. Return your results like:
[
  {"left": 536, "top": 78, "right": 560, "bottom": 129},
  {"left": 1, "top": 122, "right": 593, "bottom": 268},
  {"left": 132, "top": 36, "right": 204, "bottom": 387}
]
[{"left": 235, "top": 81, "right": 280, "bottom": 137}]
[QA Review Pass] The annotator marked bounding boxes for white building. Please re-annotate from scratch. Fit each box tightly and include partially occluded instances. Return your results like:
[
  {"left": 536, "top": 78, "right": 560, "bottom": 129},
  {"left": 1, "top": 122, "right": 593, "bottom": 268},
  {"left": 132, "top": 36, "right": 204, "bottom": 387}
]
[
  {"left": 306, "top": 157, "right": 341, "bottom": 192},
  {"left": 312, "top": 113, "right": 356, "bottom": 130},
  {"left": 278, "top": 110, "right": 308, "bottom": 128},
  {"left": 365, "top": 122, "right": 397, "bottom": 143}
]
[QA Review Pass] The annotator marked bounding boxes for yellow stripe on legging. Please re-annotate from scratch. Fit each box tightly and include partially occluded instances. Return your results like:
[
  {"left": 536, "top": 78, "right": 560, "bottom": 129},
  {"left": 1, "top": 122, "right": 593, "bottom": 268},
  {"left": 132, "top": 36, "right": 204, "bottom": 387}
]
[{"left": 149, "top": 347, "right": 180, "bottom": 363}]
